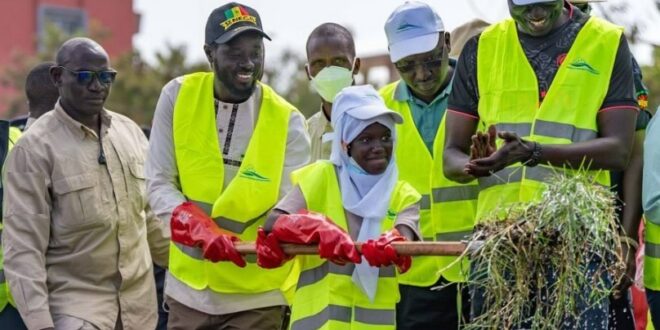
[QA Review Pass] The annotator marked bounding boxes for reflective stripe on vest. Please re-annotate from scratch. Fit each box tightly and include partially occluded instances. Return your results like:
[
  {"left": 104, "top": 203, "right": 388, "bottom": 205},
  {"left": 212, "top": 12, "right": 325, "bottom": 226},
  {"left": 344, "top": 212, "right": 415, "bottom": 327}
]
[
  {"left": 494, "top": 121, "right": 597, "bottom": 143},
  {"left": 645, "top": 220, "right": 660, "bottom": 290},
  {"left": 288, "top": 161, "right": 419, "bottom": 330},
  {"left": 291, "top": 305, "right": 396, "bottom": 330},
  {"left": 475, "top": 17, "right": 620, "bottom": 220},
  {"left": 380, "top": 81, "right": 477, "bottom": 285},
  {"left": 296, "top": 262, "right": 396, "bottom": 290},
  {"left": 170, "top": 72, "right": 297, "bottom": 295},
  {"left": 188, "top": 199, "right": 265, "bottom": 234},
  {"left": 0, "top": 127, "right": 20, "bottom": 311}
]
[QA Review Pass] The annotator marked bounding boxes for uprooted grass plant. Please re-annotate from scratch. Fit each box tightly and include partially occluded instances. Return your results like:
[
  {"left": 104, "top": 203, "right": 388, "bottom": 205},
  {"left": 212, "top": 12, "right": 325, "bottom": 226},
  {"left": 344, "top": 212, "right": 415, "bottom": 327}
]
[{"left": 462, "top": 172, "right": 626, "bottom": 329}]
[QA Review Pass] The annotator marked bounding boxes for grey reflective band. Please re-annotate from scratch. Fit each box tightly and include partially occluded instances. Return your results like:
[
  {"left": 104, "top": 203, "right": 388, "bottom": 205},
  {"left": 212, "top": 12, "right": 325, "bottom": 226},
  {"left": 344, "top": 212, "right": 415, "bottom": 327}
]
[
  {"left": 533, "top": 120, "right": 597, "bottom": 143},
  {"left": 190, "top": 200, "right": 213, "bottom": 215},
  {"left": 354, "top": 307, "right": 396, "bottom": 325},
  {"left": 419, "top": 194, "right": 431, "bottom": 210},
  {"left": 496, "top": 123, "right": 531, "bottom": 137},
  {"left": 495, "top": 121, "right": 597, "bottom": 143},
  {"left": 297, "top": 262, "right": 395, "bottom": 290},
  {"left": 646, "top": 241, "right": 660, "bottom": 258},
  {"left": 478, "top": 167, "right": 523, "bottom": 190},
  {"left": 214, "top": 216, "right": 263, "bottom": 235},
  {"left": 524, "top": 166, "right": 556, "bottom": 182},
  {"left": 478, "top": 166, "right": 557, "bottom": 190},
  {"left": 420, "top": 186, "right": 478, "bottom": 209},
  {"left": 174, "top": 242, "right": 204, "bottom": 260},
  {"left": 436, "top": 230, "right": 473, "bottom": 242},
  {"left": 432, "top": 186, "right": 479, "bottom": 203},
  {"left": 291, "top": 305, "right": 395, "bottom": 330},
  {"left": 173, "top": 242, "right": 257, "bottom": 263},
  {"left": 291, "top": 305, "right": 351, "bottom": 330},
  {"left": 297, "top": 263, "right": 339, "bottom": 289},
  {"left": 188, "top": 198, "right": 268, "bottom": 234}
]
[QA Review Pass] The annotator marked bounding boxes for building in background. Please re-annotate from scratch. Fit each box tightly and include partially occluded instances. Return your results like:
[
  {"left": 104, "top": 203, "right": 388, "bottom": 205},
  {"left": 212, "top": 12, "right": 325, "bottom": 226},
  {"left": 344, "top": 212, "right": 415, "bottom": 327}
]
[{"left": 0, "top": 0, "right": 139, "bottom": 116}]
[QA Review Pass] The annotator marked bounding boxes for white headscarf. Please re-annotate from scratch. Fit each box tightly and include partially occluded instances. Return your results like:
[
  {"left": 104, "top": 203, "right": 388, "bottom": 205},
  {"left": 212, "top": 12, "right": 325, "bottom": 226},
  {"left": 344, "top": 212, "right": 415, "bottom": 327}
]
[{"left": 330, "top": 85, "right": 400, "bottom": 301}]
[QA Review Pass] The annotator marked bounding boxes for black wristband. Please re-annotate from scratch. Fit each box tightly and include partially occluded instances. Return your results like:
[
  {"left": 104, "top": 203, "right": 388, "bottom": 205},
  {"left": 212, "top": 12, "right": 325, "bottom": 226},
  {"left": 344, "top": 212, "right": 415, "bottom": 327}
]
[{"left": 526, "top": 142, "right": 542, "bottom": 167}]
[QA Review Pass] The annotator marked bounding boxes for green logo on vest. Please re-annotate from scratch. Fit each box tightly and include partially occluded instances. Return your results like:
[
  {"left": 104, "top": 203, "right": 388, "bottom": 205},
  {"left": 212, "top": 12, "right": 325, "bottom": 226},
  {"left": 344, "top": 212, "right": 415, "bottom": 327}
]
[
  {"left": 568, "top": 59, "right": 600, "bottom": 75},
  {"left": 240, "top": 167, "right": 270, "bottom": 182},
  {"left": 387, "top": 209, "right": 397, "bottom": 220}
]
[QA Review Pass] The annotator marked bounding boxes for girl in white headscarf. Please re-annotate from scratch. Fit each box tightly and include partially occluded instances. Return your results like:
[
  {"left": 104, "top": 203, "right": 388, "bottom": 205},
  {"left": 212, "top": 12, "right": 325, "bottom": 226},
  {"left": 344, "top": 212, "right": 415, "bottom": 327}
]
[{"left": 257, "top": 85, "right": 421, "bottom": 330}]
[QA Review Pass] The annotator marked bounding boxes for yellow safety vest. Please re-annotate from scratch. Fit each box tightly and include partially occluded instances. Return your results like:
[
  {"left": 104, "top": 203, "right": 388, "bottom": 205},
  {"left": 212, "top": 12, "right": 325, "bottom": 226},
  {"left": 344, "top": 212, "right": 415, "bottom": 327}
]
[
  {"left": 646, "top": 220, "right": 660, "bottom": 290},
  {"left": 288, "top": 161, "right": 420, "bottom": 330},
  {"left": 1, "top": 126, "right": 23, "bottom": 311},
  {"left": 169, "top": 72, "right": 297, "bottom": 295},
  {"left": 475, "top": 17, "right": 620, "bottom": 220},
  {"left": 380, "top": 83, "right": 478, "bottom": 285}
]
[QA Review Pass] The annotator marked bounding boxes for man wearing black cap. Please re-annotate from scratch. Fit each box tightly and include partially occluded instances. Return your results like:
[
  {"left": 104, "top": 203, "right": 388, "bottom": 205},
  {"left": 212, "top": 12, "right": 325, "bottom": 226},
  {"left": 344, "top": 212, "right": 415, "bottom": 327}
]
[
  {"left": 146, "top": 2, "right": 310, "bottom": 329},
  {"left": 444, "top": 0, "right": 638, "bottom": 327}
]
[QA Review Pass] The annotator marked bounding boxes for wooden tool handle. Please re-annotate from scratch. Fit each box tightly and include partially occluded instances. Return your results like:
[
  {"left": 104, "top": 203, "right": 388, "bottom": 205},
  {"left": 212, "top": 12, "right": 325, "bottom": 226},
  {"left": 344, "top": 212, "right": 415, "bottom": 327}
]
[{"left": 234, "top": 241, "right": 466, "bottom": 256}]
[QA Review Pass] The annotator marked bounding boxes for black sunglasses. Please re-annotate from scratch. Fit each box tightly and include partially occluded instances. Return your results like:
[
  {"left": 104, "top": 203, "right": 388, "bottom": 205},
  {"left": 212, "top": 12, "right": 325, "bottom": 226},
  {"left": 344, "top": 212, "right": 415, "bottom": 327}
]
[
  {"left": 395, "top": 57, "right": 444, "bottom": 74},
  {"left": 59, "top": 66, "right": 117, "bottom": 85}
]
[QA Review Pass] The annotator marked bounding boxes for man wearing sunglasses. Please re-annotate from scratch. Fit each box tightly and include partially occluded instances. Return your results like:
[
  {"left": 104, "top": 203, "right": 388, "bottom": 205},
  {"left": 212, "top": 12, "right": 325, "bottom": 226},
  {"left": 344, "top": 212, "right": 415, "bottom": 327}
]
[
  {"left": 2, "top": 37, "right": 170, "bottom": 330},
  {"left": 146, "top": 2, "right": 310, "bottom": 328},
  {"left": 444, "top": 0, "right": 638, "bottom": 327},
  {"left": 379, "top": 2, "right": 477, "bottom": 329}
]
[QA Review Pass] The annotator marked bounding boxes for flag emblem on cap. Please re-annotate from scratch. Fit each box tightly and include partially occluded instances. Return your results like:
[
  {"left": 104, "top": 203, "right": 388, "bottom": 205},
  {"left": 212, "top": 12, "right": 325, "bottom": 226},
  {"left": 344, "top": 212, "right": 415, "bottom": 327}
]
[{"left": 220, "top": 6, "right": 256, "bottom": 29}]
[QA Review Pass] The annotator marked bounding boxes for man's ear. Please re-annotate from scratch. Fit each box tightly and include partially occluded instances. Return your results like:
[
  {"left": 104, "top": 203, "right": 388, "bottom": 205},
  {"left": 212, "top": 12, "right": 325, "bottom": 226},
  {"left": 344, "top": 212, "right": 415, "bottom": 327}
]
[
  {"left": 444, "top": 32, "right": 452, "bottom": 54},
  {"left": 50, "top": 65, "right": 63, "bottom": 87},
  {"left": 203, "top": 44, "right": 215, "bottom": 67},
  {"left": 352, "top": 58, "right": 361, "bottom": 75},
  {"left": 304, "top": 63, "right": 312, "bottom": 81}
]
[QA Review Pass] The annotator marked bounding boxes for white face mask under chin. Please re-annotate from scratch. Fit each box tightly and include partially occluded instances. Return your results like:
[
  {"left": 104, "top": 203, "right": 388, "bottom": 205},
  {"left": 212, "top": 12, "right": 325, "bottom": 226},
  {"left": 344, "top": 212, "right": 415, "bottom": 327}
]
[{"left": 309, "top": 62, "right": 355, "bottom": 103}]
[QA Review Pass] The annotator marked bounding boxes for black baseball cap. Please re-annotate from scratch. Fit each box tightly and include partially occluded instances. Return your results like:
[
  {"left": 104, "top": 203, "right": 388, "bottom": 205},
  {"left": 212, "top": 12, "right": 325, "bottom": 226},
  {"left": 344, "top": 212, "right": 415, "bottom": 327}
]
[{"left": 205, "top": 2, "right": 271, "bottom": 45}]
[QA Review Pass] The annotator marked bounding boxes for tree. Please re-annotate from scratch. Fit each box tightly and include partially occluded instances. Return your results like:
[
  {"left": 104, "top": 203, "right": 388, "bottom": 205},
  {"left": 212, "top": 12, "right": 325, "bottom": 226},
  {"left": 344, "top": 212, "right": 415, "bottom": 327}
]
[
  {"left": 263, "top": 48, "right": 319, "bottom": 119},
  {"left": 105, "top": 44, "right": 208, "bottom": 125},
  {"left": 1, "top": 23, "right": 210, "bottom": 126},
  {"left": 641, "top": 47, "right": 660, "bottom": 113}
]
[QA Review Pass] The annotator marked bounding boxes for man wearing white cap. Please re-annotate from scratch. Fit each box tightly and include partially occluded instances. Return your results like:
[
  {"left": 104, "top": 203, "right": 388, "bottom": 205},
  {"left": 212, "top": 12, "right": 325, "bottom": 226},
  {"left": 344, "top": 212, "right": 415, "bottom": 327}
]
[
  {"left": 380, "top": 2, "right": 477, "bottom": 329},
  {"left": 444, "top": 0, "right": 638, "bottom": 327}
]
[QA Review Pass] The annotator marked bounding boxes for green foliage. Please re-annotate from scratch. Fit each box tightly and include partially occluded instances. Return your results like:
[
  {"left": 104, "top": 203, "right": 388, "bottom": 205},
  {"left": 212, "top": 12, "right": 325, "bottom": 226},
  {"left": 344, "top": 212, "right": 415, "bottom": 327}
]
[
  {"left": 263, "top": 49, "right": 319, "bottom": 119},
  {"left": 641, "top": 46, "right": 660, "bottom": 113},
  {"left": 3, "top": 22, "right": 89, "bottom": 118},
  {"left": 105, "top": 45, "right": 209, "bottom": 125},
  {"left": 1, "top": 21, "right": 212, "bottom": 125},
  {"left": 463, "top": 172, "right": 626, "bottom": 329}
]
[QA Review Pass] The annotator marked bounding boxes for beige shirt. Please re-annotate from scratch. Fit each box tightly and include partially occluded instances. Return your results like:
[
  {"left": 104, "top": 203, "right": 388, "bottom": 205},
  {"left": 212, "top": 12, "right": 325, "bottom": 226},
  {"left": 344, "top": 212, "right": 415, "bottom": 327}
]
[
  {"left": 307, "top": 108, "right": 333, "bottom": 162},
  {"left": 146, "top": 78, "right": 311, "bottom": 314},
  {"left": 2, "top": 103, "right": 170, "bottom": 330}
]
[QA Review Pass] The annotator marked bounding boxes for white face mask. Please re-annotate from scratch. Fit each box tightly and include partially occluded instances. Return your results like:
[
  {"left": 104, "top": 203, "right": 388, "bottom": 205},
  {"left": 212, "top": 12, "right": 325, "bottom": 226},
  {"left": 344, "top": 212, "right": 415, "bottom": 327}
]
[{"left": 309, "top": 62, "right": 355, "bottom": 103}]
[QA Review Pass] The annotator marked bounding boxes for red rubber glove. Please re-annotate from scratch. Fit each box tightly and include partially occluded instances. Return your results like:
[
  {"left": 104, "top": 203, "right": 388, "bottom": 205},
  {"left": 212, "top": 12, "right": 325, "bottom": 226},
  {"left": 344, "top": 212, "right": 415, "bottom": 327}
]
[
  {"left": 171, "top": 202, "right": 246, "bottom": 267},
  {"left": 270, "top": 211, "right": 361, "bottom": 265},
  {"left": 361, "top": 229, "right": 411, "bottom": 273},
  {"left": 256, "top": 227, "right": 291, "bottom": 268}
]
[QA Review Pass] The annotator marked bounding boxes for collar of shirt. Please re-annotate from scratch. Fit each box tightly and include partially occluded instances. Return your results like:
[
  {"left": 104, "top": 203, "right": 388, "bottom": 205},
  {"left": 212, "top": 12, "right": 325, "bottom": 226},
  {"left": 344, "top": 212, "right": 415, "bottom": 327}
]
[
  {"left": 393, "top": 57, "right": 457, "bottom": 107},
  {"left": 318, "top": 104, "right": 333, "bottom": 143},
  {"left": 53, "top": 101, "right": 112, "bottom": 140},
  {"left": 317, "top": 104, "right": 332, "bottom": 128},
  {"left": 213, "top": 84, "right": 262, "bottom": 114},
  {"left": 320, "top": 103, "right": 331, "bottom": 123}
]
